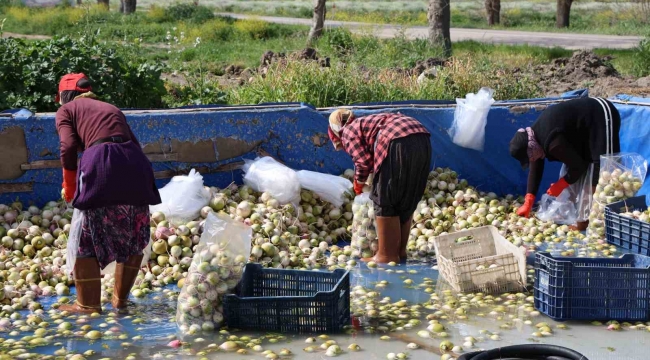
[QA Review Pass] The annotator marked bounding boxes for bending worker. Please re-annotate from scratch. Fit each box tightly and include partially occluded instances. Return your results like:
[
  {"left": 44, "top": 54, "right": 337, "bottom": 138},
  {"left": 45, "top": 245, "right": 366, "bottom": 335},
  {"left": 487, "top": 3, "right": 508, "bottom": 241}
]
[
  {"left": 509, "top": 97, "right": 620, "bottom": 230},
  {"left": 328, "top": 110, "right": 431, "bottom": 263},
  {"left": 56, "top": 73, "right": 161, "bottom": 313}
]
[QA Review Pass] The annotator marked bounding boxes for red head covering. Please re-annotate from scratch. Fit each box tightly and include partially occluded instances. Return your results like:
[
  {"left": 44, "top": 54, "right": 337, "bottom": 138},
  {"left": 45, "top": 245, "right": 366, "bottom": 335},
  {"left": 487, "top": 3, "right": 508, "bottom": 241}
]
[
  {"left": 328, "top": 127, "right": 343, "bottom": 151},
  {"left": 55, "top": 73, "right": 92, "bottom": 103}
]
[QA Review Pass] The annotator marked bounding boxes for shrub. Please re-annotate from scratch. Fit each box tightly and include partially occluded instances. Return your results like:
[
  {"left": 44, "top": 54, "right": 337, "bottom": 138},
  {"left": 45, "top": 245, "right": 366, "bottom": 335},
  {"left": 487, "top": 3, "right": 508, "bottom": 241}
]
[
  {"left": 234, "top": 19, "right": 271, "bottom": 40},
  {"left": 147, "top": 5, "right": 169, "bottom": 23},
  {"left": 324, "top": 27, "right": 355, "bottom": 54},
  {"left": 165, "top": 4, "right": 214, "bottom": 24},
  {"left": 0, "top": 36, "right": 166, "bottom": 112},
  {"left": 632, "top": 36, "right": 650, "bottom": 77}
]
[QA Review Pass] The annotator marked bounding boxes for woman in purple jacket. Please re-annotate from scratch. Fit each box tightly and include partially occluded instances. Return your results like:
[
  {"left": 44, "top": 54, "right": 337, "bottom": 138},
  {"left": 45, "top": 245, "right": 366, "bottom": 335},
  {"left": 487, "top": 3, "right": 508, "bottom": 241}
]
[{"left": 56, "top": 73, "right": 161, "bottom": 313}]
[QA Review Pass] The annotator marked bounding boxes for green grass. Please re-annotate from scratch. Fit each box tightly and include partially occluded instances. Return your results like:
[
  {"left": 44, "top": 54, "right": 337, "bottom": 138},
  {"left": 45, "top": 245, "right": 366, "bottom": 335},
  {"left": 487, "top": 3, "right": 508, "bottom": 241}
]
[
  {"left": 0, "top": 3, "right": 646, "bottom": 110},
  {"left": 213, "top": 4, "right": 649, "bottom": 36}
]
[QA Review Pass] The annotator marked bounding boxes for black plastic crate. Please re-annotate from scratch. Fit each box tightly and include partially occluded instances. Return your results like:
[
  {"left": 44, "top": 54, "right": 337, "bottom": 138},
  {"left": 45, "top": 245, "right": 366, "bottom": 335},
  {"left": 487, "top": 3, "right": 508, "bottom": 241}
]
[
  {"left": 605, "top": 196, "right": 650, "bottom": 256},
  {"left": 534, "top": 252, "right": 650, "bottom": 321},
  {"left": 223, "top": 264, "right": 350, "bottom": 333}
]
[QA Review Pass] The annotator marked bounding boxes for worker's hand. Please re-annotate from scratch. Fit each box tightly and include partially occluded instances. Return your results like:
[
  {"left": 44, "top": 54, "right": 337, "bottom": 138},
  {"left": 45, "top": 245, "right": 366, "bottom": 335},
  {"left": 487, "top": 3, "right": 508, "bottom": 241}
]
[
  {"left": 547, "top": 178, "right": 569, "bottom": 197},
  {"left": 353, "top": 179, "right": 364, "bottom": 195},
  {"left": 516, "top": 193, "right": 535, "bottom": 218},
  {"left": 62, "top": 169, "right": 77, "bottom": 204}
]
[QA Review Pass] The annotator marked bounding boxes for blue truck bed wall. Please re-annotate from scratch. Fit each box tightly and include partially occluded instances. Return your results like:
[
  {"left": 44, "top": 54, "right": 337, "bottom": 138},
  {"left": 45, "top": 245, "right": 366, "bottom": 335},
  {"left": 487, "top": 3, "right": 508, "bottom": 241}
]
[{"left": 1, "top": 89, "right": 649, "bottom": 207}]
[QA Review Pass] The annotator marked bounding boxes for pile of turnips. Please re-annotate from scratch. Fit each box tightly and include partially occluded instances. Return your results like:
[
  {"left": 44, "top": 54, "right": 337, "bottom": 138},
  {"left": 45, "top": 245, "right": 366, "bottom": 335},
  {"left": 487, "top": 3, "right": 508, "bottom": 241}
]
[
  {"left": 0, "top": 165, "right": 631, "bottom": 309},
  {"left": 620, "top": 209, "right": 650, "bottom": 223}
]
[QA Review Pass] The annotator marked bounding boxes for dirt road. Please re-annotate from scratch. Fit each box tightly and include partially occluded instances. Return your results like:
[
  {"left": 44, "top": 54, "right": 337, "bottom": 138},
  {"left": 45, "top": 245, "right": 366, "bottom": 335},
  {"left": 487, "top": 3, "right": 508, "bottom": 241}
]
[{"left": 217, "top": 13, "right": 643, "bottom": 50}]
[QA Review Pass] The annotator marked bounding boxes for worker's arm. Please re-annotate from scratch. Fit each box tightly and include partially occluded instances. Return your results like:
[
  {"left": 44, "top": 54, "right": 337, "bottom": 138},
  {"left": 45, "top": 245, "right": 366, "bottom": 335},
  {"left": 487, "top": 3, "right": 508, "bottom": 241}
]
[
  {"left": 55, "top": 109, "right": 80, "bottom": 202},
  {"left": 341, "top": 124, "right": 372, "bottom": 184},
  {"left": 527, "top": 159, "right": 545, "bottom": 195},
  {"left": 516, "top": 159, "right": 544, "bottom": 218},
  {"left": 543, "top": 134, "right": 591, "bottom": 196},
  {"left": 547, "top": 134, "right": 589, "bottom": 185}
]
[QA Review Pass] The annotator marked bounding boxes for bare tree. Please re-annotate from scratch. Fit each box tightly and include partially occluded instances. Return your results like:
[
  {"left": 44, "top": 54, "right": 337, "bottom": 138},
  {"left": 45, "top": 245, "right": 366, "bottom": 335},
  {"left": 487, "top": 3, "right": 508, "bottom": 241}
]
[
  {"left": 485, "top": 0, "right": 500, "bottom": 25},
  {"left": 120, "top": 0, "right": 136, "bottom": 14},
  {"left": 556, "top": 0, "right": 573, "bottom": 28},
  {"left": 307, "top": 0, "right": 327, "bottom": 45},
  {"left": 428, "top": 0, "right": 451, "bottom": 57}
]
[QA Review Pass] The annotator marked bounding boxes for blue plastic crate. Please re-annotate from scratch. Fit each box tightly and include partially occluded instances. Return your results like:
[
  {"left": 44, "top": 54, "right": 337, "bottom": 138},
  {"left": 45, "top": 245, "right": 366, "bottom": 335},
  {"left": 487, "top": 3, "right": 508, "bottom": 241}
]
[
  {"left": 223, "top": 264, "right": 350, "bottom": 333},
  {"left": 534, "top": 252, "right": 650, "bottom": 321},
  {"left": 605, "top": 196, "right": 650, "bottom": 256}
]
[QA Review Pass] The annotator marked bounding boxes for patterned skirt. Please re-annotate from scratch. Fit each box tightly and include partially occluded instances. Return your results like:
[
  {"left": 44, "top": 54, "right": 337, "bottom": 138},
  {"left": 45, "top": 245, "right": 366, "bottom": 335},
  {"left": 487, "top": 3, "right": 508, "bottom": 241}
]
[{"left": 77, "top": 205, "right": 151, "bottom": 269}]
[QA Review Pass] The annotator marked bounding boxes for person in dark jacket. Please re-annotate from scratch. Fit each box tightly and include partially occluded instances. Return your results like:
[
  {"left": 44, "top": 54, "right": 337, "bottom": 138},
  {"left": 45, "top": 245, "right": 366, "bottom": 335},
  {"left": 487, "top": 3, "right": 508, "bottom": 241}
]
[
  {"left": 56, "top": 73, "right": 161, "bottom": 313},
  {"left": 509, "top": 97, "right": 620, "bottom": 230},
  {"left": 328, "top": 109, "right": 431, "bottom": 264}
]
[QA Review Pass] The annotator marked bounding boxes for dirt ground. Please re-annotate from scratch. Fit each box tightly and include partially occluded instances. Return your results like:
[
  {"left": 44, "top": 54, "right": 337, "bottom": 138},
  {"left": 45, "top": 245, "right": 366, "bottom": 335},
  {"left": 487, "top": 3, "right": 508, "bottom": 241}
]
[{"left": 533, "top": 51, "right": 650, "bottom": 98}]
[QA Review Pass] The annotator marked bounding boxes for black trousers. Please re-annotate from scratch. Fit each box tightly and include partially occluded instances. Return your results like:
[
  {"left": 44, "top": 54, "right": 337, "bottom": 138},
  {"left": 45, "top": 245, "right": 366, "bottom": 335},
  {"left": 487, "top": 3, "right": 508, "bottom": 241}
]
[{"left": 371, "top": 133, "right": 432, "bottom": 223}]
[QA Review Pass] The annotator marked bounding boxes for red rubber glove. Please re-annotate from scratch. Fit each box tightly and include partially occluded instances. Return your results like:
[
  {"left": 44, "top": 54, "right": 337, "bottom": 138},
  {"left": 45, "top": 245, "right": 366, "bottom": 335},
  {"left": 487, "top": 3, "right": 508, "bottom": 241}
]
[
  {"left": 353, "top": 179, "right": 364, "bottom": 195},
  {"left": 62, "top": 168, "right": 77, "bottom": 203},
  {"left": 547, "top": 178, "right": 569, "bottom": 197},
  {"left": 517, "top": 193, "right": 535, "bottom": 218}
]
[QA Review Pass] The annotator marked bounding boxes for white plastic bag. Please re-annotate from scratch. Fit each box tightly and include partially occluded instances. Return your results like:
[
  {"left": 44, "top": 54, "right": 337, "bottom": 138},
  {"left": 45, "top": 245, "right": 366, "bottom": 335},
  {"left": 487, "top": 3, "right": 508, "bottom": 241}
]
[
  {"left": 536, "top": 163, "right": 594, "bottom": 225},
  {"left": 150, "top": 169, "right": 211, "bottom": 226},
  {"left": 350, "top": 193, "right": 377, "bottom": 259},
  {"left": 242, "top": 157, "right": 301, "bottom": 205},
  {"left": 296, "top": 170, "right": 352, "bottom": 208},
  {"left": 176, "top": 212, "right": 252, "bottom": 334},
  {"left": 450, "top": 87, "right": 495, "bottom": 151}
]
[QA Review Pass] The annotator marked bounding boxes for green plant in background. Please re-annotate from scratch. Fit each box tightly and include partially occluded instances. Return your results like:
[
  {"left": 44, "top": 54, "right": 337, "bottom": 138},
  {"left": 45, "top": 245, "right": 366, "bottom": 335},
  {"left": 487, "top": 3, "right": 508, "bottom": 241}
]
[
  {"left": 0, "top": 36, "right": 165, "bottom": 112},
  {"left": 632, "top": 36, "right": 650, "bottom": 78},
  {"left": 324, "top": 27, "right": 355, "bottom": 54}
]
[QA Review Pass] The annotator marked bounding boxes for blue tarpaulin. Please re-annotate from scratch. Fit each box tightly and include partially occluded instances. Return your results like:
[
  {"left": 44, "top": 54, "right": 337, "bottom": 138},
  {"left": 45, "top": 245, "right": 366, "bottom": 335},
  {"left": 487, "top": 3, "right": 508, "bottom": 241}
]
[{"left": 1, "top": 90, "right": 649, "bottom": 206}]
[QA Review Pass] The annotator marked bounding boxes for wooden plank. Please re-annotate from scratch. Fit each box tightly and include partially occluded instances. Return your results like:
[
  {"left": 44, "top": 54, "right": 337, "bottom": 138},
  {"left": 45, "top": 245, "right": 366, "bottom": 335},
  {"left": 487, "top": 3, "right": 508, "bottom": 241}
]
[
  {"left": 154, "top": 161, "right": 245, "bottom": 179},
  {"left": 0, "top": 182, "right": 33, "bottom": 194},
  {"left": 20, "top": 153, "right": 180, "bottom": 171},
  {"left": 146, "top": 153, "right": 179, "bottom": 162},
  {"left": 21, "top": 160, "right": 61, "bottom": 171}
]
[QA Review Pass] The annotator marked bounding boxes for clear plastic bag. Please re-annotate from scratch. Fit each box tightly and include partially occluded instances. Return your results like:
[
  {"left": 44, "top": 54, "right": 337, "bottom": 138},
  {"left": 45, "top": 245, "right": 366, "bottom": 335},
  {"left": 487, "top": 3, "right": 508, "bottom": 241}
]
[
  {"left": 65, "top": 209, "right": 83, "bottom": 278},
  {"left": 536, "top": 163, "right": 594, "bottom": 225},
  {"left": 176, "top": 212, "right": 252, "bottom": 334},
  {"left": 242, "top": 157, "right": 301, "bottom": 205},
  {"left": 150, "top": 169, "right": 211, "bottom": 226},
  {"left": 350, "top": 193, "right": 377, "bottom": 259},
  {"left": 296, "top": 170, "right": 352, "bottom": 208},
  {"left": 450, "top": 87, "right": 495, "bottom": 151},
  {"left": 588, "top": 153, "right": 648, "bottom": 238}
]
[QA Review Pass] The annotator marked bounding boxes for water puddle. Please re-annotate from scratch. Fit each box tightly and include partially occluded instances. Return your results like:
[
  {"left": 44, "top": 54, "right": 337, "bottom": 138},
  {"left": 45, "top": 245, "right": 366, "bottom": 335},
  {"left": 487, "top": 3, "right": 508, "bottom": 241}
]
[{"left": 2, "top": 262, "right": 647, "bottom": 359}]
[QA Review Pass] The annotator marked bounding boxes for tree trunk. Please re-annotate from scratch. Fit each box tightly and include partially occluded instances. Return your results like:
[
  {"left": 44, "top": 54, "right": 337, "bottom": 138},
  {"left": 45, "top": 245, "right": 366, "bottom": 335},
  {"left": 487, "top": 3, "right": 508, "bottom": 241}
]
[
  {"left": 428, "top": 0, "right": 451, "bottom": 57},
  {"left": 307, "top": 0, "right": 327, "bottom": 45},
  {"left": 120, "top": 0, "right": 136, "bottom": 14},
  {"left": 97, "top": 0, "right": 109, "bottom": 7},
  {"left": 556, "top": 0, "right": 572, "bottom": 28},
  {"left": 485, "top": 0, "right": 500, "bottom": 25}
]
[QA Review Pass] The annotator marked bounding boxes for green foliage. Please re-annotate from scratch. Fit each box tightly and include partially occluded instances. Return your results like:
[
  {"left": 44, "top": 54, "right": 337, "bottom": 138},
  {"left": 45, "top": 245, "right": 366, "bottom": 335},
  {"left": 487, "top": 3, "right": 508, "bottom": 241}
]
[
  {"left": 0, "top": 36, "right": 166, "bottom": 112},
  {"left": 164, "top": 4, "right": 215, "bottom": 24},
  {"left": 324, "top": 27, "right": 355, "bottom": 54},
  {"left": 163, "top": 67, "right": 227, "bottom": 108},
  {"left": 227, "top": 60, "right": 539, "bottom": 108},
  {"left": 632, "top": 36, "right": 650, "bottom": 78}
]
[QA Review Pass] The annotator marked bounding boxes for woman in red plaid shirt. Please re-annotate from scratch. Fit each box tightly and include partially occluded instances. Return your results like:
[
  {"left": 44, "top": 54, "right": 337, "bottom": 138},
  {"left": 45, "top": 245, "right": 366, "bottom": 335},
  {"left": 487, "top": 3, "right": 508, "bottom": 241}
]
[{"left": 328, "top": 109, "right": 431, "bottom": 263}]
